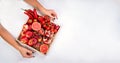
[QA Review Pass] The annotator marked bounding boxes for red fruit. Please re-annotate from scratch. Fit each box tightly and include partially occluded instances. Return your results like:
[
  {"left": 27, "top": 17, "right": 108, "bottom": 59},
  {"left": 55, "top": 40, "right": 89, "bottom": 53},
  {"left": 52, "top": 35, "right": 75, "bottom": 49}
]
[
  {"left": 43, "top": 24, "right": 47, "bottom": 29},
  {"left": 38, "top": 16, "right": 45, "bottom": 24},
  {"left": 32, "top": 22, "right": 41, "bottom": 31},
  {"left": 27, "top": 19, "right": 33, "bottom": 24},
  {"left": 43, "top": 37, "right": 48, "bottom": 42},
  {"left": 44, "top": 38, "right": 52, "bottom": 44},
  {"left": 44, "top": 15, "right": 50, "bottom": 22},
  {"left": 40, "top": 44, "right": 49, "bottom": 54},
  {"left": 28, "top": 38, "right": 37, "bottom": 46},
  {"left": 23, "top": 24, "right": 29, "bottom": 31},
  {"left": 34, "top": 19, "right": 37, "bottom": 22},
  {"left": 20, "top": 36, "right": 28, "bottom": 44},
  {"left": 43, "top": 37, "right": 51, "bottom": 44},
  {"left": 20, "top": 31, "right": 26, "bottom": 37},
  {"left": 45, "top": 30, "right": 51, "bottom": 37},
  {"left": 55, "top": 25, "right": 60, "bottom": 30},
  {"left": 50, "top": 28, "right": 55, "bottom": 34},
  {"left": 38, "top": 28, "right": 44, "bottom": 35},
  {"left": 28, "top": 25, "right": 32, "bottom": 30},
  {"left": 38, "top": 36, "right": 42, "bottom": 42},
  {"left": 33, "top": 43, "right": 41, "bottom": 51},
  {"left": 25, "top": 31, "right": 33, "bottom": 38}
]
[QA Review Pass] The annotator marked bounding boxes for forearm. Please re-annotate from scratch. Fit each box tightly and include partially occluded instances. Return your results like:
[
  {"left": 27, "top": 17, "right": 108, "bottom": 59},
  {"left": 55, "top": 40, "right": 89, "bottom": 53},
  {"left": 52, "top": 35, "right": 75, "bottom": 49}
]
[
  {"left": 0, "top": 24, "right": 21, "bottom": 51},
  {"left": 24, "top": 0, "right": 46, "bottom": 13}
]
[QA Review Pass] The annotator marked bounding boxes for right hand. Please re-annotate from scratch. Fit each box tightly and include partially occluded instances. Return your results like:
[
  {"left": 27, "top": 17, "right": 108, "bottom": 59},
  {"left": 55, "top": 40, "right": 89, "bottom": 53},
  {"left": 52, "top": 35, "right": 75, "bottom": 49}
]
[{"left": 41, "top": 9, "right": 58, "bottom": 19}]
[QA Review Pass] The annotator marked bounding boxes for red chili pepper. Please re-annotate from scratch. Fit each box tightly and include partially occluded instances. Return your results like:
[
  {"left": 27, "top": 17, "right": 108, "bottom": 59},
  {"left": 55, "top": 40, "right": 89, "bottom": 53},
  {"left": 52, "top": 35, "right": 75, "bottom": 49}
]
[
  {"left": 24, "top": 9, "right": 34, "bottom": 18},
  {"left": 33, "top": 9, "right": 38, "bottom": 19},
  {"left": 24, "top": 12, "right": 33, "bottom": 19}
]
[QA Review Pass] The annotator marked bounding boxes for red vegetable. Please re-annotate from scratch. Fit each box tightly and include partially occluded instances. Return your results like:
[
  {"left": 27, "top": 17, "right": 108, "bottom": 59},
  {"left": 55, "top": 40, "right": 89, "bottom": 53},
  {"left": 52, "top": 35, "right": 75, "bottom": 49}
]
[
  {"left": 33, "top": 9, "right": 38, "bottom": 19},
  {"left": 24, "top": 12, "right": 33, "bottom": 19}
]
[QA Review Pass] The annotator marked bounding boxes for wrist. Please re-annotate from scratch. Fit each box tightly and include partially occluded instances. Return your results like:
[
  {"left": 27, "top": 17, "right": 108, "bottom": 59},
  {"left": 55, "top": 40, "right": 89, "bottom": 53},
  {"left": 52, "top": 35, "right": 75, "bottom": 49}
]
[
  {"left": 15, "top": 45, "right": 22, "bottom": 51},
  {"left": 38, "top": 7, "right": 47, "bottom": 14}
]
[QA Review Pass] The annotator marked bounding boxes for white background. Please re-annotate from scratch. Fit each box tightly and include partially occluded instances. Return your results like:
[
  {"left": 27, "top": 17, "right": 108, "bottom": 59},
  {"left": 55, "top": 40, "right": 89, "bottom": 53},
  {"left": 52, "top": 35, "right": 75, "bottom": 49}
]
[{"left": 0, "top": 0, "right": 120, "bottom": 63}]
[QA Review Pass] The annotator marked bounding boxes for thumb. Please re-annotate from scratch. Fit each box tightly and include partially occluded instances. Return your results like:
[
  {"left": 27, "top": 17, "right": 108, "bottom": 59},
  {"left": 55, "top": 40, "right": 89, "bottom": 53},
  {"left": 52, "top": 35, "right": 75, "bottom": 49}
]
[{"left": 49, "top": 14, "right": 55, "bottom": 19}]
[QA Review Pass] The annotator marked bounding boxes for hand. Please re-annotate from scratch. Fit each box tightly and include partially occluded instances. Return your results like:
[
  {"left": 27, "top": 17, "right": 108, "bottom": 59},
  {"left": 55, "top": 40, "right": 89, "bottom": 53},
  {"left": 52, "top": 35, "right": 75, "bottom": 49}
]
[
  {"left": 42, "top": 9, "right": 58, "bottom": 19},
  {"left": 18, "top": 46, "right": 34, "bottom": 58}
]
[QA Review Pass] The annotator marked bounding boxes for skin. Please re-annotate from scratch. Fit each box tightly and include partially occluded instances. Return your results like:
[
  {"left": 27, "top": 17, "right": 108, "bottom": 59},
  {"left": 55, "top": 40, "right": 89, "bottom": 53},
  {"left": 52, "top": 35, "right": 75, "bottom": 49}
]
[{"left": 0, "top": 0, "right": 57, "bottom": 58}]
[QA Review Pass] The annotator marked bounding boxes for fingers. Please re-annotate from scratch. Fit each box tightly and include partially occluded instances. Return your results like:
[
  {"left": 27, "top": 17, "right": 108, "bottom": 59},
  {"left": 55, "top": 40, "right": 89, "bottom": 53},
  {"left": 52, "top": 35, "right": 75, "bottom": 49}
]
[
  {"left": 48, "top": 10, "right": 58, "bottom": 20},
  {"left": 51, "top": 10, "right": 58, "bottom": 19},
  {"left": 23, "top": 49, "right": 34, "bottom": 58}
]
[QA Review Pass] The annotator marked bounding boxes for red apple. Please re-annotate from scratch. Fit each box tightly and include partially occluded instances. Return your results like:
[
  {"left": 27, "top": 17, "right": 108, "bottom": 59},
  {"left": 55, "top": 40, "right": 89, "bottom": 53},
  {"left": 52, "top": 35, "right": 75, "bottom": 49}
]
[
  {"left": 28, "top": 38, "right": 37, "bottom": 46},
  {"left": 23, "top": 24, "right": 29, "bottom": 31},
  {"left": 25, "top": 31, "right": 33, "bottom": 38},
  {"left": 20, "top": 36, "right": 28, "bottom": 44}
]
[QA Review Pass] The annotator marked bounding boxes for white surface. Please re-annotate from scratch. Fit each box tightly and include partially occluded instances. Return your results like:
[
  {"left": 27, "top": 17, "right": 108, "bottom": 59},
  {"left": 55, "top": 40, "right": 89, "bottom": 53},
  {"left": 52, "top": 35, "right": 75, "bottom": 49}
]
[{"left": 0, "top": 0, "right": 120, "bottom": 63}]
